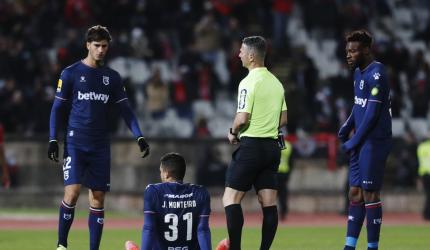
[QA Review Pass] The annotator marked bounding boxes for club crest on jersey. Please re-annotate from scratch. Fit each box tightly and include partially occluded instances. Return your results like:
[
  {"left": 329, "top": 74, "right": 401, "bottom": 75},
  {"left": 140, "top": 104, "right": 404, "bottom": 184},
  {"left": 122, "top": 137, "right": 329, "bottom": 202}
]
[
  {"left": 103, "top": 76, "right": 109, "bottom": 85},
  {"left": 359, "top": 80, "right": 364, "bottom": 90},
  {"left": 373, "top": 72, "right": 381, "bottom": 80},
  {"left": 80, "top": 76, "right": 86, "bottom": 82}
]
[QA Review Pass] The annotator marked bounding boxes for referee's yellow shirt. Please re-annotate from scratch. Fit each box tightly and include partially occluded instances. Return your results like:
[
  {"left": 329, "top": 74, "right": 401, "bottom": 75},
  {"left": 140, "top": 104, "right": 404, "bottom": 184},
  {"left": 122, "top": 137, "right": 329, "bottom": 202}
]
[
  {"left": 236, "top": 67, "right": 287, "bottom": 139},
  {"left": 418, "top": 139, "right": 430, "bottom": 176}
]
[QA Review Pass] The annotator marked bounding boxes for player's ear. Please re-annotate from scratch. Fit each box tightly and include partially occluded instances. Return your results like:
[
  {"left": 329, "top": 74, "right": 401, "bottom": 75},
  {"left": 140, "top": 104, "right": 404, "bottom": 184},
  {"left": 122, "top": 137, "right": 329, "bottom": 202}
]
[
  {"left": 86, "top": 42, "right": 91, "bottom": 50},
  {"left": 248, "top": 51, "right": 254, "bottom": 63},
  {"left": 363, "top": 46, "right": 371, "bottom": 56}
]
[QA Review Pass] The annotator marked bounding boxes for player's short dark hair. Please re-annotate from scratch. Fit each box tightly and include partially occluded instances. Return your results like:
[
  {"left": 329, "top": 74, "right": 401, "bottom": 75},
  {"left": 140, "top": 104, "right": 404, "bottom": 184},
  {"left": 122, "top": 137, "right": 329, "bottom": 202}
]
[
  {"left": 160, "top": 152, "right": 186, "bottom": 181},
  {"left": 242, "top": 36, "right": 267, "bottom": 60},
  {"left": 86, "top": 25, "right": 112, "bottom": 43},
  {"left": 345, "top": 29, "right": 373, "bottom": 48}
]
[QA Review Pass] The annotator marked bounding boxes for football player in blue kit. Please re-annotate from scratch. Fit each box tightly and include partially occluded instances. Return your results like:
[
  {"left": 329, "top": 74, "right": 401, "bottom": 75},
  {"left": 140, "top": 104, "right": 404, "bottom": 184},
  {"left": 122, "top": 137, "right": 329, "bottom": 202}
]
[
  {"left": 125, "top": 152, "right": 211, "bottom": 250},
  {"left": 339, "top": 30, "right": 392, "bottom": 250},
  {"left": 48, "top": 25, "right": 150, "bottom": 250}
]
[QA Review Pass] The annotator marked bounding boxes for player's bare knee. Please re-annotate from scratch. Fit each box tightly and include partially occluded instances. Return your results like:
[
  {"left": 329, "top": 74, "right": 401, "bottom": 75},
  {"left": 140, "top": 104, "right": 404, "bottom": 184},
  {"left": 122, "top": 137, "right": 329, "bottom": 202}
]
[
  {"left": 363, "top": 190, "right": 380, "bottom": 203},
  {"left": 222, "top": 187, "right": 244, "bottom": 207},
  {"left": 89, "top": 190, "right": 105, "bottom": 208},
  {"left": 257, "top": 189, "right": 277, "bottom": 207},
  {"left": 348, "top": 187, "right": 363, "bottom": 203},
  {"left": 63, "top": 185, "right": 80, "bottom": 205}
]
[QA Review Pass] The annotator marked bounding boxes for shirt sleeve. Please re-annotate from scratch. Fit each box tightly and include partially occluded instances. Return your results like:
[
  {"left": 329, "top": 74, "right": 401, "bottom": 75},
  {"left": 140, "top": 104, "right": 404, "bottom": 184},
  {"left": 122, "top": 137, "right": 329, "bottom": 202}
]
[
  {"left": 50, "top": 70, "right": 72, "bottom": 140},
  {"left": 200, "top": 187, "right": 211, "bottom": 216},
  {"left": 281, "top": 97, "right": 287, "bottom": 111},
  {"left": 111, "top": 72, "right": 128, "bottom": 104},
  {"left": 143, "top": 185, "right": 157, "bottom": 214},
  {"left": 55, "top": 69, "right": 73, "bottom": 101},
  {"left": 236, "top": 81, "right": 254, "bottom": 113},
  {"left": 367, "top": 67, "right": 387, "bottom": 103},
  {"left": 141, "top": 212, "right": 156, "bottom": 250}
]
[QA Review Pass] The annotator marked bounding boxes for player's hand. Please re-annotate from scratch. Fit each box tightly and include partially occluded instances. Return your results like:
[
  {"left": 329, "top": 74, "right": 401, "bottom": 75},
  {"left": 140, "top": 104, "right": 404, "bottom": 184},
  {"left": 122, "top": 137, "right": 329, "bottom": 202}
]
[
  {"left": 338, "top": 127, "right": 350, "bottom": 143},
  {"left": 48, "top": 140, "right": 59, "bottom": 162},
  {"left": 137, "top": 137, "right": 150, "bottom": 158},
  {"left": 341, "top": 140, "right": 354, "bottom": 153},
  {"left": 228, "top": 128, "right": 239, "bottom": 144}
]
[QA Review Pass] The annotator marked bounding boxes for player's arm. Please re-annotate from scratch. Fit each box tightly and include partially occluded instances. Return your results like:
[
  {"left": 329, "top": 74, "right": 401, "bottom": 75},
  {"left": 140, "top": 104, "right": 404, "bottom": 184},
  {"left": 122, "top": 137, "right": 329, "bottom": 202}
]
[
  {"left": 49, "top": 98, "right": 69, "bottom": 140},
  {"left": 48, "top": 73, "right": 72, "bottom": 162},
  {"left": 279, "top": 96, "right": 288, "bottom": 129},
  {"left": 117, "top": 100, "right": 150, "bottom": 158},
  {"left": 338, "top": 107, "right": 355, "bottom": 143},
  {"left": 231, "top": 112, "right": 250, "bottom": 135},
  {"left": 342, "top": 101, "right": 381, "bottom": 152},
  {"left": 229, "top": 83, "right": 253, "bottom": 143},
  {"left": 279, "top": 110, "right": 288, "bottom": 129},
  {"left": 197, "top": 188, "right": 212, "bottom": 250},
  {"left": 197, "top": 215, "right": 211, "bottom": 250},
  {"left": 117, "top": 99, "right": 143, "bottom": 139},
  {"left": 141, "top": 186, "right": 157, "bottom": 250},
  {"left": 228, "top": 112, "right": 249, "bottom": 144},
  {"left": 114, "top": 76, "right": 149, "bottom": 158},
  {"left": 141, "top": 212, "right": 155, "bottom": 250}
]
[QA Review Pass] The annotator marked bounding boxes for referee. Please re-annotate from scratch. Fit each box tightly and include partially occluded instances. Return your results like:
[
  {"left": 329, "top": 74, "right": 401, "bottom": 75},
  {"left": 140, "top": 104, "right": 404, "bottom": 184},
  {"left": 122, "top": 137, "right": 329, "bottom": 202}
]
[{"left": 223, "top": 36, "right": 288, "bottom": 250}]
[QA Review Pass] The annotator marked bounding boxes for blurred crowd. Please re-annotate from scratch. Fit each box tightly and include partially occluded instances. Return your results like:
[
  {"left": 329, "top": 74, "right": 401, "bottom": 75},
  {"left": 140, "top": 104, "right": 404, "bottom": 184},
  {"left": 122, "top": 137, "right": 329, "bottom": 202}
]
[{"left": 1, "top": 0, "right": 430, "bottom": 139}]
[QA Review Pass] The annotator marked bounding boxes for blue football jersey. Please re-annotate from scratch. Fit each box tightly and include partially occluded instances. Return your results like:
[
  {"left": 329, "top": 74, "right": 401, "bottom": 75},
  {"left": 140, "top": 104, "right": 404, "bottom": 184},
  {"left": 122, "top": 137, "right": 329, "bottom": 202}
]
[
  {"left": 352, "top": 61, "right": 392, "bottom": 140},
  {"left": 55, "top": 61, "right": 128, "bottom": 145},
  {"left": 143, "top": 182, "right": 211, "bottom": 249}
]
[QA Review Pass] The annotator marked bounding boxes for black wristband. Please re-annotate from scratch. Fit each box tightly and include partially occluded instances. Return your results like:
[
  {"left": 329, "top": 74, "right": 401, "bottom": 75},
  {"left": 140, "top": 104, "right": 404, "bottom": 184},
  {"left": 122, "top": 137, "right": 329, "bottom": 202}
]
[{"left": 229, "top": 128, "right": 238, "bottom": 136}]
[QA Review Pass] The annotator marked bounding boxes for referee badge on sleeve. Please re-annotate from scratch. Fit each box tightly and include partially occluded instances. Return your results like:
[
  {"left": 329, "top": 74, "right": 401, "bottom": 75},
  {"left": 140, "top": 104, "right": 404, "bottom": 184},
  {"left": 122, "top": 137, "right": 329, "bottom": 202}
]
[{"left": 239, "top": 89, "right": 247, "bottom": 109}]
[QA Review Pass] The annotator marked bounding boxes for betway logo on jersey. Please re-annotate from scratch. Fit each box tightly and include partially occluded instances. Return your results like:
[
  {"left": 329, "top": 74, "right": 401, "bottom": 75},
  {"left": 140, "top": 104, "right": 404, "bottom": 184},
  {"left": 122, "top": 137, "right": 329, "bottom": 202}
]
[
  {"left": 354, "top": 96, "right": 367, "bottom": 107},
  {"left": 78, "top": 91, "right": 109, "bottom": 104}
]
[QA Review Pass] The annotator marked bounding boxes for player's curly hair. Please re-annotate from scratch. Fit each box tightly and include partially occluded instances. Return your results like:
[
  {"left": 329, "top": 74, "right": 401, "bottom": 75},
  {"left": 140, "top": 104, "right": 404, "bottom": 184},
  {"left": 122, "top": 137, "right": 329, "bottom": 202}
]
[
  {"left": 242, "top": 36, "right": 267, "bottom": 60},
  {"left": 86, "top": 25, "right": 112, "bottom": 43},
  {"left": 160, "top": 152, "right": 186, "bottom": 181},
  {"left": 346, "top": 29, "right": 373, "bottom": 48}
]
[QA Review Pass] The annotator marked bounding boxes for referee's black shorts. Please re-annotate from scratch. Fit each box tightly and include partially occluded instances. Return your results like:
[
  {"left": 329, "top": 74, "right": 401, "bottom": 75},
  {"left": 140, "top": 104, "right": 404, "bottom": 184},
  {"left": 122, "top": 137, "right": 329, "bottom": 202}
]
[{"left": 225, "top": 137, "right": 281, "bottom": 192}]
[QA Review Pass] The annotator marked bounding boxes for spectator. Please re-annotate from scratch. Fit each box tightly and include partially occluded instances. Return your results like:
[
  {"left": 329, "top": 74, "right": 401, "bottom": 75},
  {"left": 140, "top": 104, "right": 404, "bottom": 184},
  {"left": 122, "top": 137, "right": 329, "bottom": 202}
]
[{"left": 145, "top": 68, "right": 169, "bottom": 119}]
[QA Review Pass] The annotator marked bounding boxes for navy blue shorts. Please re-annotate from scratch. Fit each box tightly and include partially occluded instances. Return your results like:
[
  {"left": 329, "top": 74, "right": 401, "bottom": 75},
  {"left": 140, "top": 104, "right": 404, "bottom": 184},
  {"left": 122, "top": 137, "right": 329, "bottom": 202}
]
[
  {"left": 226, "top": 137, "right": 281, "bottom": 192},
  {"left": 349, "top": 139, "right": 391, "bottom": 190},
  {"left": 63, "top": 143, "right": 111, "bottom": 191}
]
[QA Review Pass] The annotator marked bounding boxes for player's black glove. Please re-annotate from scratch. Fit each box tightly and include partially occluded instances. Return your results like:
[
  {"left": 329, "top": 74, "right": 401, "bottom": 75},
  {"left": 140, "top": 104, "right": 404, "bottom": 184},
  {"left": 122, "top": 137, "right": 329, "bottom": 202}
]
[
  {"left": 48, "top": 140, "right": 59, "bottom": 162},
  {"left": 137, "top": 137, "right": 150, "bottom": 158}
]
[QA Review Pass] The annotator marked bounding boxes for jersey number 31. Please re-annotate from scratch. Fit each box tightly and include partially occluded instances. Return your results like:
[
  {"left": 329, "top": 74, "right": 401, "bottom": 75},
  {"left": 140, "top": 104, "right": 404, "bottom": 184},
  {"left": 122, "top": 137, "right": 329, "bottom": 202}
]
[{"left": 164, "top": 212, "right": 193, "bottom": 241}]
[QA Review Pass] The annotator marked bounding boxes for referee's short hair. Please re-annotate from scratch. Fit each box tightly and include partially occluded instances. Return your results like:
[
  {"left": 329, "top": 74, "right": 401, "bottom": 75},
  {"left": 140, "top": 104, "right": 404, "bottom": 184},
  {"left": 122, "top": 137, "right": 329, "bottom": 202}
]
[
  {"left": 242, "top": 36, "right": 267, "bottom": 60},
  {"left": 345, "top": 29, "right": 372, "bottom": 49},
  {"left": 160, "top": 152, "right": 186, "bottom": 181},
  {"left": 86, "top": 25, "right": 112, "bottom": 43}
]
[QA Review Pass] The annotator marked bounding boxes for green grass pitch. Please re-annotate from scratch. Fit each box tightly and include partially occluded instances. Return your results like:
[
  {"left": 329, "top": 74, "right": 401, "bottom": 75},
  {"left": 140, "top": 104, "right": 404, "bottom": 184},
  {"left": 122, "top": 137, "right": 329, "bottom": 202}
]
[{"left": 1, "top": 225, "right": 429, "bottom": 250}]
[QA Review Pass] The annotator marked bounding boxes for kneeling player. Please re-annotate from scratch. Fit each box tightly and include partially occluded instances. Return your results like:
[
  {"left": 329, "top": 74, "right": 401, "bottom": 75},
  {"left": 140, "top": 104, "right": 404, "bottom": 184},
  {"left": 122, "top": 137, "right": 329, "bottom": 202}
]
[{"left": 126, "top": 152, "right": 212, "bottom": 250}]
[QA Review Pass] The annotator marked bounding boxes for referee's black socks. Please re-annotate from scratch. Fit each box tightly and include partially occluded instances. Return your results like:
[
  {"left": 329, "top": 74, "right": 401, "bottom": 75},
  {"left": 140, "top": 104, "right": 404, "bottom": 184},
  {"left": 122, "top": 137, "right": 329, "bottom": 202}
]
[
  {"left": 260, "top": 205, "right": 278, "bottom": 250},
  {"left": 225, "top": 204, "right": 244, "bottom": 250}
]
